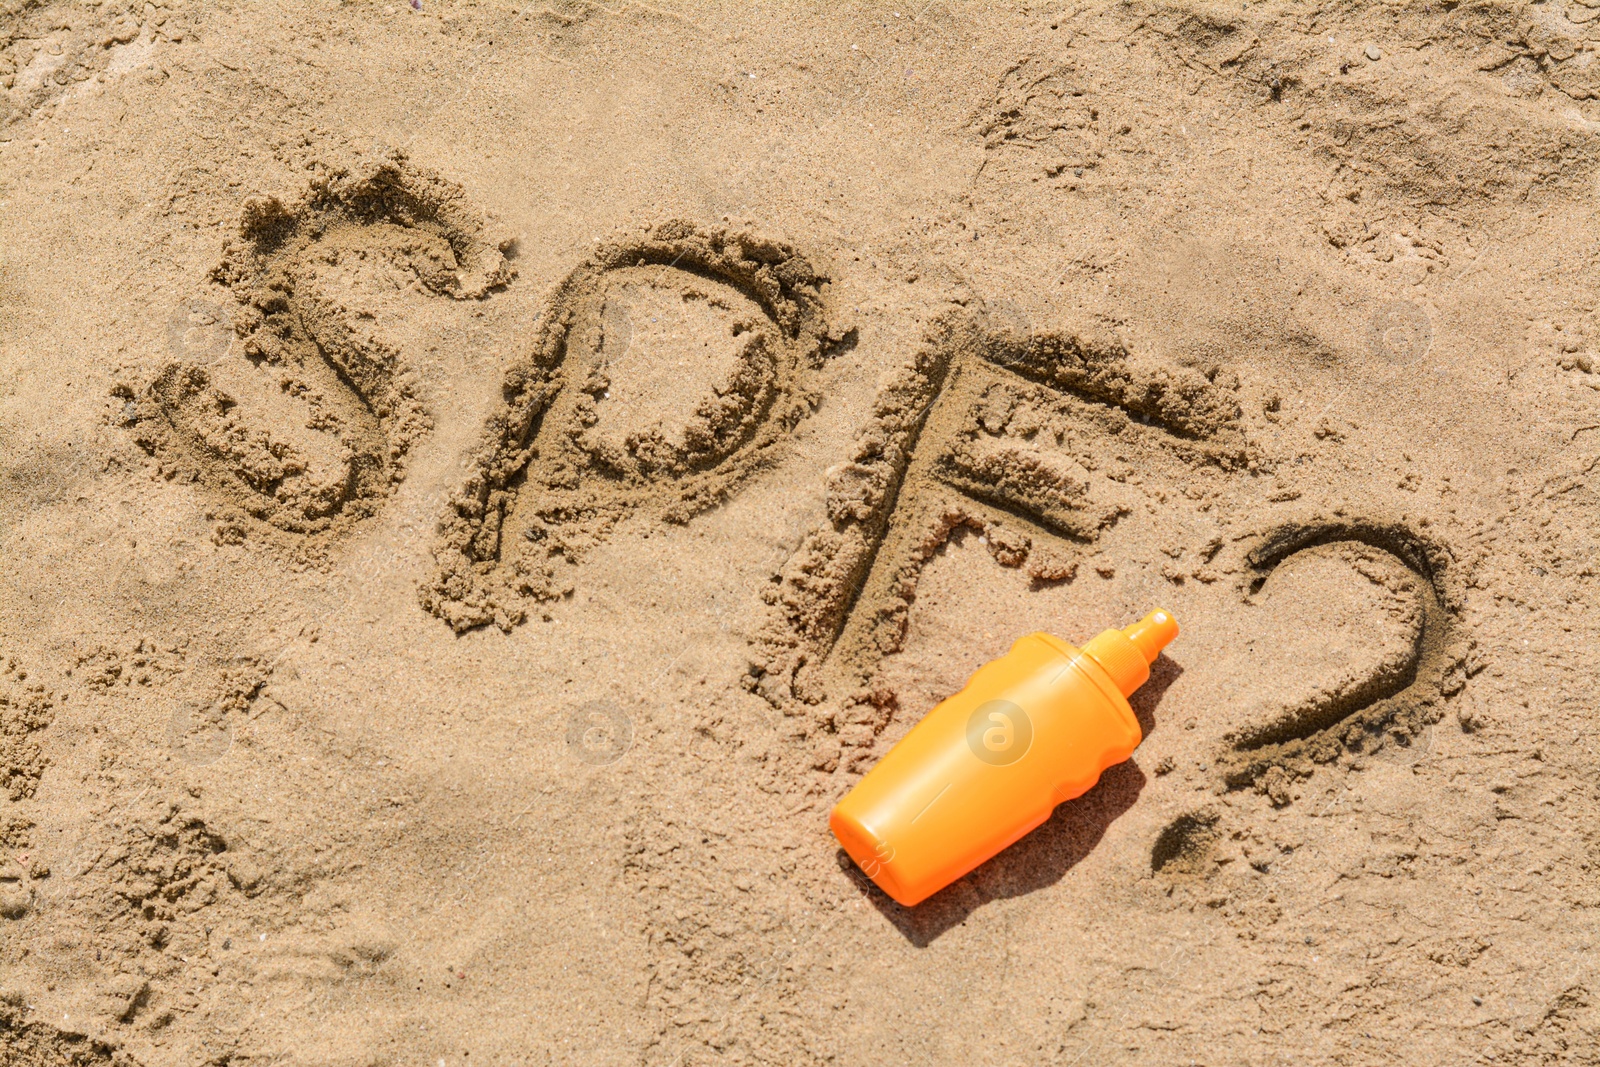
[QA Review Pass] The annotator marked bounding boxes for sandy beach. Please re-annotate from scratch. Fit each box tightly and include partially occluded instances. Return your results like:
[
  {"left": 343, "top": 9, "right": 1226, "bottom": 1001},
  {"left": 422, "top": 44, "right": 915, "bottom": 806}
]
[{"left": 2, "top": 1, "right": 1599, "bottom": 1063}]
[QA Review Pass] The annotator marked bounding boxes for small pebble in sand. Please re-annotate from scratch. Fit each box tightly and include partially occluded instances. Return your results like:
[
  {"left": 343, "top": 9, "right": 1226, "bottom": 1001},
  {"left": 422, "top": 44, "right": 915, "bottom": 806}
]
[{"left": 1366, "top": 45, "right": 1382, "bottom": 61}]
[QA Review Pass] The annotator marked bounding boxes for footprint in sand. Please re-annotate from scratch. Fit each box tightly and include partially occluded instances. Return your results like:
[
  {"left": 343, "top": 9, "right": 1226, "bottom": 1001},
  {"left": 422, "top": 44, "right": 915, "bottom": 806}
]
[
  {"left": 125, "top": 152, "right": 513, "bottom": 549},
  {"left": 421, "top": 221, "right": 846, "bottom": 632}
]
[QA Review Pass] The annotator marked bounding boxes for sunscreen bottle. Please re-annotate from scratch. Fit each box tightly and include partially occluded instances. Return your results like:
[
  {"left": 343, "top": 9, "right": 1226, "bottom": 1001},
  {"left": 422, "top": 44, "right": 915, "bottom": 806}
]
[{"left": 830, "top": 609, "right": 1178, "bottom": 906}]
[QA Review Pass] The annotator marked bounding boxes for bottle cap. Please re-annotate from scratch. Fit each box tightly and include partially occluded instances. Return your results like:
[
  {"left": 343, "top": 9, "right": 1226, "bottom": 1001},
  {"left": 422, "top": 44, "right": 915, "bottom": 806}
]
[
  {"left": 1082, "top": 609, "right": 1179, "bottom": 698},
  {"left": 1123, "top": 609, "right": 1179, "bottom": 664}
]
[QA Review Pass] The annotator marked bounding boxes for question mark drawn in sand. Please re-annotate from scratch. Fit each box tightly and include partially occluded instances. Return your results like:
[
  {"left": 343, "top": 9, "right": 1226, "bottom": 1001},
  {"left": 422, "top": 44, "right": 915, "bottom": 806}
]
[{"left": 749, "top": 305, "right": 1468, "bottom": 801}]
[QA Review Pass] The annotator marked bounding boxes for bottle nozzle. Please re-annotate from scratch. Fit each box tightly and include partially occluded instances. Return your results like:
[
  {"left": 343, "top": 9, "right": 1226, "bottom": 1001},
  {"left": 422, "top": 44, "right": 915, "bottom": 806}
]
[
  {"left": 1081, "top": 609, "right": 1179, "bottom": 699},
  {"left": 1122, "top": 609, "right": 1179, "bottom": 665}
]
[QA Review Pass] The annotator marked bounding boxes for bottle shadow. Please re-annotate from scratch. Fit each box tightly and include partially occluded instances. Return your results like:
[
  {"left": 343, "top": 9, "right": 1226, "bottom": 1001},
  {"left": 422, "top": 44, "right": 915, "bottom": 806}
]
[
  {"left": 1130, "top": 653, "right": 1182, "bottom": 740},
  {"left": 841, "top": 655, "right": 1183, "bottom": 946}
]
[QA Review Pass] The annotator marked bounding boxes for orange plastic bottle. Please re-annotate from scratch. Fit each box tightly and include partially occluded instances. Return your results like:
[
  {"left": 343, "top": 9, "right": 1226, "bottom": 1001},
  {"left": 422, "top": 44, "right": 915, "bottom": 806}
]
[{"left": 830, "top": 609, "right": 1178, "bottom": 906}]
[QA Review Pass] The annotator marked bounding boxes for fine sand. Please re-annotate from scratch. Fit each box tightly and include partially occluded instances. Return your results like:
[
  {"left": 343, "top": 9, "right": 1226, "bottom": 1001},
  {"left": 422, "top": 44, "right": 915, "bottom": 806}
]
[{"left": 3, "top": 1, "right": 1599, "bottom": 1063}]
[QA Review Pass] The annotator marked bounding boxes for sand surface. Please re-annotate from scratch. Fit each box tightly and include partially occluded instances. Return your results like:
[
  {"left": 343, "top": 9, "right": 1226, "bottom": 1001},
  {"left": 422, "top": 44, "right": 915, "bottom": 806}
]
[{"left": 3, "top": 1, "right": 1600, "bottom": 1063}]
